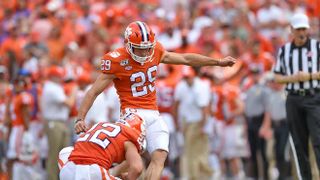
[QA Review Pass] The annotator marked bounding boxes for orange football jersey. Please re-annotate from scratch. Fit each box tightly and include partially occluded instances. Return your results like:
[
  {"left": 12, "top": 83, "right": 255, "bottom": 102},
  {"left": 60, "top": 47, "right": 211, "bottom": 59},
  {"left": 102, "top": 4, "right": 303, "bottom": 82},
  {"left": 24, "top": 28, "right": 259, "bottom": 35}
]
[
  {"left": 210, "top": 85, "right": 225, "bottom": 121},
  {"left": 101, "top": 42, "right": 165, "bottom": 110},
  {"left": 11, "top": 92, "right": 34, "bottom": 126},
  {"left": 242, "top": 52, "right": 274, "bottom": 74},
  {"left": 222, "top": 84, "right": 241, "bottom": 124},
  {"left": 69, "top": 122, "right": 141, "bottom": 170},
  {"left": 156, "top": 77, "right": 176, "bottom": 113}
]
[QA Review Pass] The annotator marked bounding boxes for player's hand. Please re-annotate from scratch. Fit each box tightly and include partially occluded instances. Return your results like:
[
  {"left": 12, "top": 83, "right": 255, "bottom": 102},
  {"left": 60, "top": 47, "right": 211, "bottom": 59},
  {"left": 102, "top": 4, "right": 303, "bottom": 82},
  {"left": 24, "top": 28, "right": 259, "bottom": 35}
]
[
  {"left": 218, "top": 56, "right": 237, "bottom": 67},
  {"left": 120, "top": 172, "right": 128, "bottom": 180},
  {"left": 74, "top": 120, "right": 87, "bottom": 134}
]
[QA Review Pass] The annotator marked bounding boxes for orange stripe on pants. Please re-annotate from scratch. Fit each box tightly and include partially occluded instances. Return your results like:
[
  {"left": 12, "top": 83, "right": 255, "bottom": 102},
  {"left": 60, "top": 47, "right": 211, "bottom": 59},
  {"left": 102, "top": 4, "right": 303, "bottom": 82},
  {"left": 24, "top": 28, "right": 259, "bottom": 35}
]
[{"left": 99, "top": 166, "right": 107, "bottom": 180}]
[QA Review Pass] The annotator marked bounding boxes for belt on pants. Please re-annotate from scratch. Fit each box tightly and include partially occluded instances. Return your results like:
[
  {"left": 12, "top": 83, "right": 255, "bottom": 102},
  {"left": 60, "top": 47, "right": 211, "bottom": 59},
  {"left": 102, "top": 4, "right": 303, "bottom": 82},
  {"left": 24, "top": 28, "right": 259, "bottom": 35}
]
[{"left": 288, "top": 88, "right": 320, "bottom": 96}]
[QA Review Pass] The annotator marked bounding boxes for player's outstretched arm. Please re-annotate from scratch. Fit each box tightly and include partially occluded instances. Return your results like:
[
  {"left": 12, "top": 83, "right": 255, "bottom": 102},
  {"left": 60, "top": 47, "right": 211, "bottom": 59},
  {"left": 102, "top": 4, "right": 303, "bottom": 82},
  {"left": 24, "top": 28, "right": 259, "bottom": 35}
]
[
  {"left": 160, "top": 51, "right": 236, "bottom": 67},
  {"left": 75, "top": 73, "right": 115, "bottom": 134},
  {"left": 123, "top": 141, "right": 144, "bottom": 180}
]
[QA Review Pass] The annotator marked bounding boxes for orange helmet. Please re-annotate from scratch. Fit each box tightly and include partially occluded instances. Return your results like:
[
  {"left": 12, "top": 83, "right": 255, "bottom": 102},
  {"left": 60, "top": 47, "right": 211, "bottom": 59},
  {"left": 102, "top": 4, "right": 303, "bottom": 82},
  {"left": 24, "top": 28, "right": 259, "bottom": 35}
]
[
  {"left": 122, "top": 113, "right": 145, "bottom": 135},
  {"left": 118, "top": 113, "right": 146, "bottom": 153},
  {"left": 124, "top": 21, "right": 156, "bottom": 64}
]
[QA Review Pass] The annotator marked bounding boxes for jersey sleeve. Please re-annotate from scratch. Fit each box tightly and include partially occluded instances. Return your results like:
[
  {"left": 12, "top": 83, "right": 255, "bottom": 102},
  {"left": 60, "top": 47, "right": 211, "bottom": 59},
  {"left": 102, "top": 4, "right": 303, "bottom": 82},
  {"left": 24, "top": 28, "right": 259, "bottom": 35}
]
[
  {"left": 154, "top": 42, "right": 165, "bottom": 65},
  {"left": 100, "top": 53, "right": 120, "bottom": 75}
]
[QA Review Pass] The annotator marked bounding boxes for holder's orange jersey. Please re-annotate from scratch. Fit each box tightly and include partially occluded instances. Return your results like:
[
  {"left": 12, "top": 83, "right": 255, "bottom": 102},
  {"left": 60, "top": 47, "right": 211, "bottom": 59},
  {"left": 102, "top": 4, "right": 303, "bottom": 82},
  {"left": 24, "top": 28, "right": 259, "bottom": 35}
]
[
  {"left": 69, "top": 122, "right": 141, "bottom": 170},
  {"left": 101, "top": 42, "right": 165, "bottom": 110}
]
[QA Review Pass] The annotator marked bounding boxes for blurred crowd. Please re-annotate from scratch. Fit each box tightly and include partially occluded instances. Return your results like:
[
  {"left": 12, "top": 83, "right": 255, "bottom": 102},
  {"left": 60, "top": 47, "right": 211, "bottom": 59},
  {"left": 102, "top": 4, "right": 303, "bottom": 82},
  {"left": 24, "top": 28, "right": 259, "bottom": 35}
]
[{"left": 0, "top": 0, "right": 320, "bottom": 179}]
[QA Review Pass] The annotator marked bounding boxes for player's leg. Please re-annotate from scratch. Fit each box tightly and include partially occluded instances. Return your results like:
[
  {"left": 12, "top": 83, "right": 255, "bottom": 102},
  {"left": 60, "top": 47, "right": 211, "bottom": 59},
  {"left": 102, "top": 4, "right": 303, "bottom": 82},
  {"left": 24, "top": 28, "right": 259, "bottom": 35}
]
[
  {"left": 6, "top": 126, "right": 23, "bottom": 180},
  {"left": 60, "top": 162, "right": 102, "bottom": 180},
  {"left": 160, "top": 113, "right": 178, "bottom": 176},
  {"left": 143, "top": 113, "right": 169, "bottom": 180},
  {"left": 145, "top": 149, "right": 168, "bottom": 180},
  {"left": 229, "top": 157, "right": 241, "bottom": 177},
  {"left": 59, "top": 161, "right": 76, "bottom": 180},
  {"left": 12, "top": 162, "right": 23, "bottom": 180}
]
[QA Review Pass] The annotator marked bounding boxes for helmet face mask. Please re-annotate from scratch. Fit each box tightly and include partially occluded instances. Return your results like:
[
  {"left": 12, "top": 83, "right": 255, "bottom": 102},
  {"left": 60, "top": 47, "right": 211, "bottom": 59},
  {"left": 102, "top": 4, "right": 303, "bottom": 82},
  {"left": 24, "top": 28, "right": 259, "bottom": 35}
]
[
  {"left": 124, "top": 21, "right": 156, "bottom": 64},
  {"left": 126, "top": 42, "right": 155, "bottom": 64}
]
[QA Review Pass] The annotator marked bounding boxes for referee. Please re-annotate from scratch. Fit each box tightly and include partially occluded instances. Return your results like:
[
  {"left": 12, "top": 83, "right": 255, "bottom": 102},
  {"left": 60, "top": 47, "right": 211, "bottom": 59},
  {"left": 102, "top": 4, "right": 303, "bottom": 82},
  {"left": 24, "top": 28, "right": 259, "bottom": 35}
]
[{"left": 273, "top": 13, "right": 320, "bottom": 179}]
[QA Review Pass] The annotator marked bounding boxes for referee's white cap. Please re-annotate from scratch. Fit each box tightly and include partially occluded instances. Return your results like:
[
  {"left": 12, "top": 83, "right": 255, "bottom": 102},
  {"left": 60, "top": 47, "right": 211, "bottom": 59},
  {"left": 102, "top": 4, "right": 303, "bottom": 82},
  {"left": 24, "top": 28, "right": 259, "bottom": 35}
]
[{"left": 290, "top": 13, "right": 310, "bottom": 29}]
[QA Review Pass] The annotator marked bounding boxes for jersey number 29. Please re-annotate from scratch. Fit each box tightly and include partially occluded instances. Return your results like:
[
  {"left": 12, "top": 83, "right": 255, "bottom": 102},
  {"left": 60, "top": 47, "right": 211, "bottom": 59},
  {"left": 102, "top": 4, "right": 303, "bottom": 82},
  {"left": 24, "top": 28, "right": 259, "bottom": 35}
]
[{"left": 130, "top": 66, "right": 157, "bottom": 97}]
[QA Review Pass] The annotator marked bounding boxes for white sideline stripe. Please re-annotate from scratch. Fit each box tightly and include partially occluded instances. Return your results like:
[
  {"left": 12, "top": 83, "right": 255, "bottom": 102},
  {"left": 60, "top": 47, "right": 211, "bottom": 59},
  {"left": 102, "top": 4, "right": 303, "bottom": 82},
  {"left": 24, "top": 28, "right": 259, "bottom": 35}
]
[{"left": 289, "top": 134, "right": 302, "bottom": 180}]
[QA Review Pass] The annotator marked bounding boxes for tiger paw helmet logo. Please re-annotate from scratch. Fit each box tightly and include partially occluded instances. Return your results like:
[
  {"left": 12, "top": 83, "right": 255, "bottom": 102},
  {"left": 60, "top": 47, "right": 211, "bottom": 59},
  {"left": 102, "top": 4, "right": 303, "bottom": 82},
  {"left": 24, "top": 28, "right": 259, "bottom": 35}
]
[{"left": 124, "top": 27, "right": 132, "bottom": 39}]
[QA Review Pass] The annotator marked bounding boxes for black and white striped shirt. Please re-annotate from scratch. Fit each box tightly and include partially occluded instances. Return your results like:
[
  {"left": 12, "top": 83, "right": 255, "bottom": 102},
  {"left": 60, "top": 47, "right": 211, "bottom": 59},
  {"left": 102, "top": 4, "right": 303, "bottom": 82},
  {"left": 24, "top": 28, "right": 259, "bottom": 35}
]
[{"left": 273, "top": 38, "right": 320, "bottom": 91}]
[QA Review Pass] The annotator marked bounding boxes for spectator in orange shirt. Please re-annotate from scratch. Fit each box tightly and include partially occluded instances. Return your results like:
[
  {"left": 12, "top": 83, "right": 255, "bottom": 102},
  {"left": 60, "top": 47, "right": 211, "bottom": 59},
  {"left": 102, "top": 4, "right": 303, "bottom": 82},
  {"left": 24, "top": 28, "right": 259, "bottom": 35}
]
[
  {"left": 242, "top": 40, "right": 274, "bottom": 76},
  {"left": 0, "top": 25, "right": 25, "bottom": 65},
  {"left": 6, "top": 77, "right": 34, "bottom": 180},
  {"left": 46, "top": 27, "right": 65, "bottom": 64},
  {"left": 306, "top": 0, "right": 320, "bottom": 17},
  {"left": 217, "top": 83, "right": 246, "bottom": 179}
]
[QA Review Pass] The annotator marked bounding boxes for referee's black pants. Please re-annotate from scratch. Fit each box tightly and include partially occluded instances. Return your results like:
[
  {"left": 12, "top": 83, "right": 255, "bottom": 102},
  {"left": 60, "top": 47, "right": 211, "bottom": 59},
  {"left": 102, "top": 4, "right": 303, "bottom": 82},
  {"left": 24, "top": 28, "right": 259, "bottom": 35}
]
[{"left": 286, "top": 94, "right": 320, "bottom": 179}]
